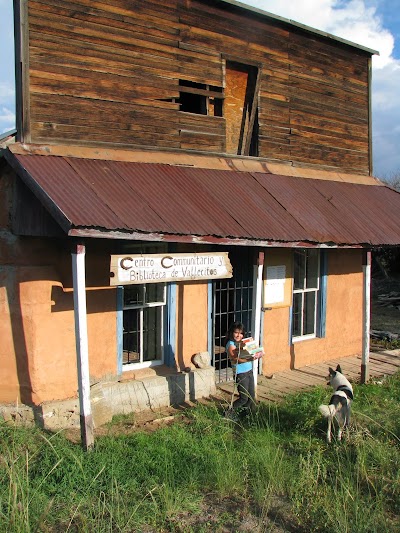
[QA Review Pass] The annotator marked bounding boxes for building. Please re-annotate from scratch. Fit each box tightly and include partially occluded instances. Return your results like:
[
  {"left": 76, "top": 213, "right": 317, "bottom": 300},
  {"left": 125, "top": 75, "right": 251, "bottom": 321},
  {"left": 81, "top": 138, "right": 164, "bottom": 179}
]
[{"left": 1, "top": 0, "right": 400, "bottom": 442}]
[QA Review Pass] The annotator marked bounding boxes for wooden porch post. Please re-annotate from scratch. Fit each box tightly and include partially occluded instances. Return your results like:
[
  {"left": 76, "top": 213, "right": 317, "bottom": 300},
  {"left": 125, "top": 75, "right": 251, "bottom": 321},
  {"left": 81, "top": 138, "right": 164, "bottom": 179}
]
[
  {"left": 361, "top": 250, "right": 371, "bottom": 384},
  {"left": 251, "top": 251, "right": 264, "bottom": 396},
  {"left": 71, "top": 242, "right": 94, "bottom": 450}
]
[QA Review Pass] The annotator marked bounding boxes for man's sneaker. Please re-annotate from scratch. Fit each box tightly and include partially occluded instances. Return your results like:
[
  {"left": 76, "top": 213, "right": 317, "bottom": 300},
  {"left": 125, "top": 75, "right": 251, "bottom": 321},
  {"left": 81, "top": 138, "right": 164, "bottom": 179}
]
[{"left": 223, "top": 409, "right": 238, "bottom": 421}]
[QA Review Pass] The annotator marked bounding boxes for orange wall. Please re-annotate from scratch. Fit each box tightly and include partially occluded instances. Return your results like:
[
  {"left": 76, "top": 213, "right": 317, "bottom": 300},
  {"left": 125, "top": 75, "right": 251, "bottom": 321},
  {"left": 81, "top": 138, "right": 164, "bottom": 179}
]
[
  {"left": 261, "top": 249, "right": 364, "bottom": 374},
  {"left": 0, "top": 261, "right": 118, "bottom": 404},
  {"left": 176, "top": 281, "right": 208, "bottom": 370}
]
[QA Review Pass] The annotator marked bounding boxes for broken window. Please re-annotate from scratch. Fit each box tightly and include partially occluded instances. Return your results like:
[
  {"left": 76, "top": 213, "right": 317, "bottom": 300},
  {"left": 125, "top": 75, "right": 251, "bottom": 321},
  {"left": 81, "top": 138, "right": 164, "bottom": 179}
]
[
  {"left": 177, "top": 59, "right": 260, "bottom": 156},
  {"left": 177, "top": 80, "right": 223, "bottom": 117}
]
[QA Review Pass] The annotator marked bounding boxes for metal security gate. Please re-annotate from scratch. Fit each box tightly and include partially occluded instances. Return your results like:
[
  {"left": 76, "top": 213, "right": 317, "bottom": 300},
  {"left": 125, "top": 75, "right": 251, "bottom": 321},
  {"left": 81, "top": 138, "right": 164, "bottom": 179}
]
[{"left": 212, "top": 247, "right": 254, "bottom": 383}]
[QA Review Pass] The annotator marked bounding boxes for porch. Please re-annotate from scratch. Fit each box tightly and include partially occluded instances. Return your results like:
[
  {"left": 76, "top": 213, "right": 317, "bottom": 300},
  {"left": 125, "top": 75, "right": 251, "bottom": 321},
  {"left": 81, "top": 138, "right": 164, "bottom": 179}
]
[{"left": 217, "top": 348, "right": 400, "bottom": 402}]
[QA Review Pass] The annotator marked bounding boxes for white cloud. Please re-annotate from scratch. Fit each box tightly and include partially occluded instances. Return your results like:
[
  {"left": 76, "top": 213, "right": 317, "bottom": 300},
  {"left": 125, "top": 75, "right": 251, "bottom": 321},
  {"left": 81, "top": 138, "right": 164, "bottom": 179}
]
[
  {"left": 0, "top": 106, "right": 15, "bottom": 134},
  {"left": 0, "top": 82, "right": 15, "bottom": 104},
  {"left": 0, "top": 81, "right": 15, "bottom": 134},
  {"left": 372, "top": 60, "right": 400, "bottom": 175}
]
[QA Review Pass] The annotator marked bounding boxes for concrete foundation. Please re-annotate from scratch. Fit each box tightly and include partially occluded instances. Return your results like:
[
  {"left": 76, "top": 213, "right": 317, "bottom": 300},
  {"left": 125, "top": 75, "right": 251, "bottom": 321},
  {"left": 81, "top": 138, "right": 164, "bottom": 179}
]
[{"left": 0, "top": 367, "right": 216, "bottom": 430}]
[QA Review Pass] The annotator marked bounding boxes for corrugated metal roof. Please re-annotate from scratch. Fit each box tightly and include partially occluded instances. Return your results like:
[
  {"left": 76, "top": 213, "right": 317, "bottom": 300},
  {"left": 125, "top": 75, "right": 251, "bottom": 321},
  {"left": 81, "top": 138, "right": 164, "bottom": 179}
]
[{"left": 6, "top": 151, "right": 400, "bottom": 247}]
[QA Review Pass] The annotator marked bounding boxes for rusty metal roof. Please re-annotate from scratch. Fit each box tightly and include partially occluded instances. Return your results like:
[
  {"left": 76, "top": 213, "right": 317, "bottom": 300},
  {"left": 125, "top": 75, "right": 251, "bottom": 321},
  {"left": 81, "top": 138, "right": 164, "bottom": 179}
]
[{"left": 6, "top": 150, "right": 400, "bottom": 247}]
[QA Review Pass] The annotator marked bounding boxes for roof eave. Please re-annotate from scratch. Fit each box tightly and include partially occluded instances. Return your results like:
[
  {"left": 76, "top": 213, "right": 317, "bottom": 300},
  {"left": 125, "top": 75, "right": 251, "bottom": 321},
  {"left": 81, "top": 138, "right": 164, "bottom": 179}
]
[
  {"left": 217, "top": 0, "right": 379, "bottom": 56},
  {"left": 68, "top": 227, "right": 368, "bottom": 249}
]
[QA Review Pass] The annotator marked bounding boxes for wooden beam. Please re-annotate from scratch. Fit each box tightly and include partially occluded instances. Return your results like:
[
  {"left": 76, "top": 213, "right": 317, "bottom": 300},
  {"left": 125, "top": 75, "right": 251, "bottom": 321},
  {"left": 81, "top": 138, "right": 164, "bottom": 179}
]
[
  {"left": 251, "top": 251, "right": 264, "bottom": 396},
  {"left": 368, "top": 56, "right": 373, "bottom": 175},
  {"left": 243, "top": 68, "right": 262, "bottom": 156},
  {"left": 72, "top": 243, "right": 94, "bottom": 451},
  {"left": 14, "top": 0, "right": 31, "bottom": 142},
  {"left": 361, "top": 250, "right": 371, "bottom": 384}
]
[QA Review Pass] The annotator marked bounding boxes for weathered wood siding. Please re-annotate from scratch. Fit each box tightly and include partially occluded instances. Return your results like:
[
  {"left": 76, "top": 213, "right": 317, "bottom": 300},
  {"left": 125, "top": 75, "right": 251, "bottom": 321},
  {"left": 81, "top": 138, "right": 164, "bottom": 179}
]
[{"left": 24, "top": 0, "right": 371, "bottom": 173}]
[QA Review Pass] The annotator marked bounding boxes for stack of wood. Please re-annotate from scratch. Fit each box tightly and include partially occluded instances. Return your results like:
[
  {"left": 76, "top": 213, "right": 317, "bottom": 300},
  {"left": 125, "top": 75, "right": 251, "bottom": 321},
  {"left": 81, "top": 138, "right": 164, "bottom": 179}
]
[
  {"left": 376, "top": 291, "right": 400, "bottom": 310},
  {"left": 370, "top": 330, "right": 399, "bottom": 341}
]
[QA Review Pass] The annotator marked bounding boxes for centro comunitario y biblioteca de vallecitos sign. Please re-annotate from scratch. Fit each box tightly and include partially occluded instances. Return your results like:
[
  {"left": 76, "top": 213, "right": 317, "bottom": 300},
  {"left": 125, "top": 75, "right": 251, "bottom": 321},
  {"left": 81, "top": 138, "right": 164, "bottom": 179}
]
[{"left": 110, "top": 252, "right": 233, "bottom": 285}]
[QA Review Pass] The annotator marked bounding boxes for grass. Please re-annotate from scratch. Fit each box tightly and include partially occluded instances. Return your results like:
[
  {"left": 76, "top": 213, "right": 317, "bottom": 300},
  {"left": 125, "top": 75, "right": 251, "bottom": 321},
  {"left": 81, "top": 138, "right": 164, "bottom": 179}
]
[{"left": 1, "top": 373, "right": 400, "bottom": 532}]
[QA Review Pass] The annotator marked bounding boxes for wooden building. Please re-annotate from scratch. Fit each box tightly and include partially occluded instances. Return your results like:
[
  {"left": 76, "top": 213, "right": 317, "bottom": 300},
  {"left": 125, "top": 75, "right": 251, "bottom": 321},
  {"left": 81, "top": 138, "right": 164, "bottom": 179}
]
[{"left": 1, "top": 0, "right": 400, "bottom": 441}]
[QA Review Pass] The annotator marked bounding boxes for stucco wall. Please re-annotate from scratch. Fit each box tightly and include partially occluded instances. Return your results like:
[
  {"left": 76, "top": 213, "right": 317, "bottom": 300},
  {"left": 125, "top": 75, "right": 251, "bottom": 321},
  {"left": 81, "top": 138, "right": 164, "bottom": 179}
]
[
  {"left": 176, "top": 281, "right": 209, "bottom": 370},
  {"left": 261, "top": 249, "right": 364, "bottom": 374},
  {"left": 1, "top": 161, "right": 365, "bottom": 408},
  {"left": 0, "top": 262, "right": 118, "bottom": 404}
]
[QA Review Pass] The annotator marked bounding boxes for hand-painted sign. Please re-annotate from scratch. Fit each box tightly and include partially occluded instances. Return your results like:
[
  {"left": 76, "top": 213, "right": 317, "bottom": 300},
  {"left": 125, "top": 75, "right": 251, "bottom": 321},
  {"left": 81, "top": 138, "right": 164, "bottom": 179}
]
[{"left": 110, "top": 252, "right": 232, "bottom": 285}]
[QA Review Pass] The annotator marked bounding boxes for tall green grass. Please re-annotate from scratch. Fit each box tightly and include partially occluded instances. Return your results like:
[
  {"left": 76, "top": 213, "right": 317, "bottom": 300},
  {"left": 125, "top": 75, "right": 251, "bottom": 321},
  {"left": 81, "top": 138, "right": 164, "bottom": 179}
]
[{"left": 1, "top": 373, "right": 400, "bottom": 532}]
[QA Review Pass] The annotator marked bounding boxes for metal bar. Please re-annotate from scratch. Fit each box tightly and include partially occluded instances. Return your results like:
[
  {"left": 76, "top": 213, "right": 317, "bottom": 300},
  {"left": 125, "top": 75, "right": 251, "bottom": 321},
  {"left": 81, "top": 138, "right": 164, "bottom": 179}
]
[
  {"left": 251, "top": 251, "right": 264, "bottom": 396},
  {"left": 116, "top": 286, "right": 123, "bottom": 375},
  {"left": 207, "top": 282, "right": 213, "bottom": 368}
]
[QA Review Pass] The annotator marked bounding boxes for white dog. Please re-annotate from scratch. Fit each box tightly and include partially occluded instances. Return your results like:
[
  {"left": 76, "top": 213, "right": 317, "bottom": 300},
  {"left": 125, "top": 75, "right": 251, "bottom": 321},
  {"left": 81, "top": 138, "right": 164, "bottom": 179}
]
[{"left": 319, "top": 365, "right": 353, "bottom": 443}]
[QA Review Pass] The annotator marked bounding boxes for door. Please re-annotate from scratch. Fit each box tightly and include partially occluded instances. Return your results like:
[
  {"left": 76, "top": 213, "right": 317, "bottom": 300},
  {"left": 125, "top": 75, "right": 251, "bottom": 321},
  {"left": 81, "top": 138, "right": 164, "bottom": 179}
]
[{"left": 212, "top": 247, "right": 254, "bottom": 383}]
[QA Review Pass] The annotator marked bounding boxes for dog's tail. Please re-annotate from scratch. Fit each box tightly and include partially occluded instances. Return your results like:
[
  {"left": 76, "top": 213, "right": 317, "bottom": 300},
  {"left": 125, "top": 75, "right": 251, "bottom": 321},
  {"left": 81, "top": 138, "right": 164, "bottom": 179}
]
[{"left": 319, "top": 404, "right": 336, "bottom": 418}]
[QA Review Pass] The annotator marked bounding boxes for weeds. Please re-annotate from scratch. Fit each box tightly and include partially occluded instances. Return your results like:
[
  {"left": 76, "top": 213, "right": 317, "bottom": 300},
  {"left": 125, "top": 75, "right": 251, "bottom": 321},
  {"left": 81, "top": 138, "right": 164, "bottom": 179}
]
[{"left": 1, "top": 373, "right": 400, "bottom": 532}]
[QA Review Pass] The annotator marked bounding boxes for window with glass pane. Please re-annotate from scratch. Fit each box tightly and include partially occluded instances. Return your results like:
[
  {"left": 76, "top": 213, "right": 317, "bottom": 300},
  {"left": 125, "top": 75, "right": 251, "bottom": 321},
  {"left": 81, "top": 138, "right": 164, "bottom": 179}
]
[
  {"left": 123, "top": 283, "right": 166, "bottom": 366},
  {"left": 292, "top": 249, "right": 320, "bottom": 339}
]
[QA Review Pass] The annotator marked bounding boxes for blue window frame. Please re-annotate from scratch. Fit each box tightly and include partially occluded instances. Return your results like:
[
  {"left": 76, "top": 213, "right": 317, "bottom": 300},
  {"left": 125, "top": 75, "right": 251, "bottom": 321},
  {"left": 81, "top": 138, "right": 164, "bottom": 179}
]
[
  {"left": 117, "top": 283, "right": 166, "bottom": 371},
  {"left": 291, "top": 249, "right": 327, "bottom": 341}
]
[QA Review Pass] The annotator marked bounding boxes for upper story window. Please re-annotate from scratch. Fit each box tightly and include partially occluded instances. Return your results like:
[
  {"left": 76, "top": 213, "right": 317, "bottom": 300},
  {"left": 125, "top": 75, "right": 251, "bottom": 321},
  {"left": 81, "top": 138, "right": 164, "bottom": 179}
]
[
  {"left": 177, "top": 60, "right": 260, "bottom": 156},
  {"left": 225, "top": 60, "right": 260, "bottom": 157},
  {"left": 177, "top": 80, "right": 223, "bottom": 116}
]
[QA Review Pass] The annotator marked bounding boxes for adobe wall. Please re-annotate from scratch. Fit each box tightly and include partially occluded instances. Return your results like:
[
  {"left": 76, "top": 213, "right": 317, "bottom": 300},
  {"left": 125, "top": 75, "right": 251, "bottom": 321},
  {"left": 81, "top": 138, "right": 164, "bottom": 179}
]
[
  {"left": 0, "top": 263, "right": 118, "bottom": 405},
  {"left": 261, "top": 248, "right": 364, "bottom": 374},
  {"left": 0, "top": 367, "right": 216, "bottom": 430},
  {"left": 176, "top": 281, "right": 209, "bottom": 370},
  {"left": 1, "top": 160, "right": 366, "bottom": 411}
]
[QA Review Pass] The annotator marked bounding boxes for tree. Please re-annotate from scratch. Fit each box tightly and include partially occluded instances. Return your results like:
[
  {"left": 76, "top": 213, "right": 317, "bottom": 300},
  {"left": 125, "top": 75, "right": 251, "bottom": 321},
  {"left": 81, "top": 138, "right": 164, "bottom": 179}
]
[{"left": 378, "top": 170, "right": 400, "bottom": 191}]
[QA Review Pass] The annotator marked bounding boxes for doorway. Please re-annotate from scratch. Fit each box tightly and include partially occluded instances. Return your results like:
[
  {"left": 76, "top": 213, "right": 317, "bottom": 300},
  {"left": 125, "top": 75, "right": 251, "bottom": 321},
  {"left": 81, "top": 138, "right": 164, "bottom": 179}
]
[{"left": 212, "top": 247, "right": 254, "bottom": 383}]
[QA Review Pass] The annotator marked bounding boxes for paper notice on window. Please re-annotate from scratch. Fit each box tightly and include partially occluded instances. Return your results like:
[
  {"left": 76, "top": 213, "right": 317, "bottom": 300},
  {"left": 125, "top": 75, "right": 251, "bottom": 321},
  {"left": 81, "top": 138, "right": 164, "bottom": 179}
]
[{"left": 264, "top": 265, "right": 286, "bottom": 305}]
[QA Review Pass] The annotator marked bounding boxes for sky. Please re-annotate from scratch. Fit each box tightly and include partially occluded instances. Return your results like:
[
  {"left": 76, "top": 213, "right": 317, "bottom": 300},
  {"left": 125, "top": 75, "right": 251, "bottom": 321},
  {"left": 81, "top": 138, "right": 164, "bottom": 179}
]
[{"left": 0, "top": 0, "right": 399, "bottom": 179}]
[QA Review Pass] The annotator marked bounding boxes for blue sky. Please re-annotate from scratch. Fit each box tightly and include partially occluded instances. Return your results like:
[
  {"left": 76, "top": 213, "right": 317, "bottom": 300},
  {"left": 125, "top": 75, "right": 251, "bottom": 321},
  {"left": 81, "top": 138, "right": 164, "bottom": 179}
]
[{"left": 1, "top": 0, "right": 399, "bottom": 178}]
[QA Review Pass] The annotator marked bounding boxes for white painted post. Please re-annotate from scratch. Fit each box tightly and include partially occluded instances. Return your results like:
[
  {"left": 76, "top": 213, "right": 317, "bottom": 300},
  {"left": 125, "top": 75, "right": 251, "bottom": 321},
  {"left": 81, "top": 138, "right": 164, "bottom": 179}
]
[
  {"left": 251, "top": 251, "right": 264, "bottom": 397},
  {"left": 361, "top": 250, "right": 371, "bottom": 384},
  {"left": 71, "top": 243, "right": 94, "bottom": 450}
]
